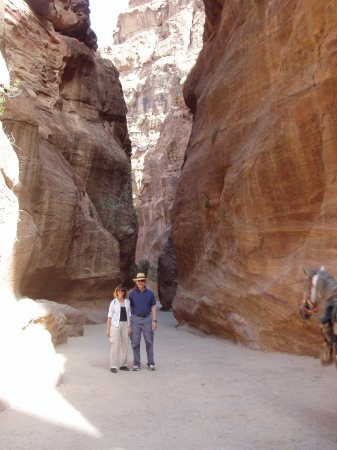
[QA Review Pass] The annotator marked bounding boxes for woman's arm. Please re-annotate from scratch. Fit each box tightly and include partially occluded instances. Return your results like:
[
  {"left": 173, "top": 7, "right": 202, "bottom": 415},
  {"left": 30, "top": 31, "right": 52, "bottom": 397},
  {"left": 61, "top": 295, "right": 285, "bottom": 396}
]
[
  {"left": 127, "top": 300, "right": 132, "bottom": 335},
  {"left": 106, "top": 317, "right": 112, "bottom": 337}
]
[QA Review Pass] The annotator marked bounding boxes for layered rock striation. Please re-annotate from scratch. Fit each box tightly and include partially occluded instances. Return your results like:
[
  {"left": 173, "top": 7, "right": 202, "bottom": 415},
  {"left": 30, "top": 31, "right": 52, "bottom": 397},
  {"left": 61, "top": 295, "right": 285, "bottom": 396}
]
[
  {"left": 2, "top": 0, "right": 137, "bottom": 305},
  {"left": 171, "top": 0, "right": 337, "bottom": 354},
  {"left": 102, "top": 0, "right": 204, "bottom": 275}
]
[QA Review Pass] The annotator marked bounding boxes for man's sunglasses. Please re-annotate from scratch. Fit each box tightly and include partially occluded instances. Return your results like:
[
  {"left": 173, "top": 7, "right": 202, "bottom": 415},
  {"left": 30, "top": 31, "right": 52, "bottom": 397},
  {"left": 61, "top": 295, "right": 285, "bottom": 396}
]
[{"left": 137, "top": 280, "right": 145, "bottom": 283}]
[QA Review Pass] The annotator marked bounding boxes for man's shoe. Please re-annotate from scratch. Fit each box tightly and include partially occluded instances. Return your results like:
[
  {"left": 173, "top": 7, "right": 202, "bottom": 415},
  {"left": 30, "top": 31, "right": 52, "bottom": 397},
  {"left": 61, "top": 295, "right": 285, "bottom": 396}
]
[
  {"left": 133, "top": 365, "right": 140, "bottom": 371},
  {"left": 120, "top": 366, "right": 130, "bottom": 371},
  {"left": 148, "top": 365, "right": 155, "bottom": 371},
  {"left": 110, "top": 368, "right": 118, "bottom": 373}
]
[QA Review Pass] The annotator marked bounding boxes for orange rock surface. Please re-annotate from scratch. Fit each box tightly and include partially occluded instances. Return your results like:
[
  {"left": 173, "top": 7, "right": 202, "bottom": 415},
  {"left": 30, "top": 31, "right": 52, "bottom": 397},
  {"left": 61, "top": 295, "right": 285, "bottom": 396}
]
[{"left": 171, "top": 0, "right": 337, "bottom": 354}]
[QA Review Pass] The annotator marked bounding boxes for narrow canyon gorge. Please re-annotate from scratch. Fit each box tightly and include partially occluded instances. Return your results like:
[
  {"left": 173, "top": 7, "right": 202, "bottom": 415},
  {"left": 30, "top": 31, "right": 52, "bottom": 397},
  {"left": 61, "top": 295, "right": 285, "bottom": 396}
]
[
  {"left": 101, "top": 0, "right": 204, "bottom": 298},
  {"left": 101, "top": 0, "right": 337, "bottom": 356},
  {"left": 1, "top": 0, "right": 337, "bottom": 389},
  {"left": 3, "top": 2, "right": 337, "bottom": 448}
]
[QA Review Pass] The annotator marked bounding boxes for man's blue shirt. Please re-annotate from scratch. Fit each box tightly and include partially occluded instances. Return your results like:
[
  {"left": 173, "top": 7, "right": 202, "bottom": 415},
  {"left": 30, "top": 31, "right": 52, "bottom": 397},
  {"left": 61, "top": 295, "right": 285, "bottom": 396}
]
[{"left": 129, "top": 287, "right": 156, "bottom": 315}]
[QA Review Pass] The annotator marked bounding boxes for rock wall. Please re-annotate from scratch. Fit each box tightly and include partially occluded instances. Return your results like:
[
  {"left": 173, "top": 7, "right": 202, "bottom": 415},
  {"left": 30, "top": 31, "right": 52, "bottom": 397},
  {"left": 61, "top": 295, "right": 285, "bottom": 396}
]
[
  {"left": 1, "top": 0, "right": 137, "bottom": 305},
  {"left": 0, "top": 1, "right": 64, "bottom": 405},
  {"left": 171, "top": 0, "right": 337, "bottom": 354},
  {"left": 101, "top": 0, "right": 204, "bottom": 275}
]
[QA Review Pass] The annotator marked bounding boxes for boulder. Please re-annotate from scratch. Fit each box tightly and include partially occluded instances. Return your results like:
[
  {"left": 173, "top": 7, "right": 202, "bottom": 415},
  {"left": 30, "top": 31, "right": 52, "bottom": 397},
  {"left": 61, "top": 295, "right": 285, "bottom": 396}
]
[
  {"left": 56, "top": 303, "right": 85, "bottom": 337},
  {"left": 17, "top": 298, "right": 69, "bottom": 344}
]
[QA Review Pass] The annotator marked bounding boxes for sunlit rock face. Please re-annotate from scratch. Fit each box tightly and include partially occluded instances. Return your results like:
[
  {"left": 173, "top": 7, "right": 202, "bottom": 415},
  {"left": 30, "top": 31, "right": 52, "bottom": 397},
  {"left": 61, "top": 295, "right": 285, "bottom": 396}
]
[
  {"left": 101, "top": 0, "right": 204, "bottom": 275},
  {"left": 171, "top": 0, "right": 337, "bottom": 355},
  {"left": 0, "top": 0, "right": 19, "bottom": 305},
  {"left": 2, "top": 0, "right": 137, "bottom": 304}
]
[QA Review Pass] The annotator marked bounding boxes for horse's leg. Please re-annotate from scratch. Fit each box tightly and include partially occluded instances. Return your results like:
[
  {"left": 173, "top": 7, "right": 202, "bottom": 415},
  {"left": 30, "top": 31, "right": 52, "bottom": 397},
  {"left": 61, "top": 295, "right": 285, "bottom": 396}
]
[
  {"left": 332, "top": 303, "right": 337, "bottom": 370},
  {"left": 320, "top": 341, "right": 333, "bottom": 365},
  {"left": 320, "top": 324, "right": 333, "bottom": 365}
]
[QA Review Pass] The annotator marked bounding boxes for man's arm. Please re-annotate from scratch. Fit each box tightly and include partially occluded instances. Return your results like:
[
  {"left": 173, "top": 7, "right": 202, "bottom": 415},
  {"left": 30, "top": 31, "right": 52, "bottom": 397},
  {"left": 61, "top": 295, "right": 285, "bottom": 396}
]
[{"left": 151, "top": 304, "right": 157, "bottom": 332}]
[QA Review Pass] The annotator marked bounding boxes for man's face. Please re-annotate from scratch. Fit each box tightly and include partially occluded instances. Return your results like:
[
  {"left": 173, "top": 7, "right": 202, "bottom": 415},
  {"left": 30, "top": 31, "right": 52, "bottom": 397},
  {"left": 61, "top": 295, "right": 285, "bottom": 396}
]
[{"left": 136, "top": 279, "right": 146, "bottom": 289}]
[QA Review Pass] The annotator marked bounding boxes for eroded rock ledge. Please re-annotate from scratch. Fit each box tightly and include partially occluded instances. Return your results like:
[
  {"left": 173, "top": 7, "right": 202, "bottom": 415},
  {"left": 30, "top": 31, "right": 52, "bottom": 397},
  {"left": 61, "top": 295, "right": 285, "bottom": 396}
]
[
  {"left": 171, "top": 0, "right": 337, "bottom": 355},
  {"left": 27, "top": 0, "right": 97, "bottom": 49}
]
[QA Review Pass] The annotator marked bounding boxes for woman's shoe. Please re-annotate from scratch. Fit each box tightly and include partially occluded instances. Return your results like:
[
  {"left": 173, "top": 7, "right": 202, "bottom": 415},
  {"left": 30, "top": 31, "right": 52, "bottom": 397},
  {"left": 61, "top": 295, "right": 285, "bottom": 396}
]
[{"left": 111, "top": 368, "right": 118, "bottom": 373}]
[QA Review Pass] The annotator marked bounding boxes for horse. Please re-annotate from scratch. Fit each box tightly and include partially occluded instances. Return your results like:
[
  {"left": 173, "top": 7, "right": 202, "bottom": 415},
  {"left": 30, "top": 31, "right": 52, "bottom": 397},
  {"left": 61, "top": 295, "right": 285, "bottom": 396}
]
[{"left": 300, "top": 266, "right": 337, "bottom": 368}]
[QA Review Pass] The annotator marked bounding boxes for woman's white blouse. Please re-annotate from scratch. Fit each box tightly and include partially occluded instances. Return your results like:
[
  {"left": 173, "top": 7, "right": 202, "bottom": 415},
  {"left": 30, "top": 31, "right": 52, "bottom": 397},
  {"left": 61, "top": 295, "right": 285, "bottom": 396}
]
[{"left": 107, "top": 298, "right": 131, "bottom": 327}]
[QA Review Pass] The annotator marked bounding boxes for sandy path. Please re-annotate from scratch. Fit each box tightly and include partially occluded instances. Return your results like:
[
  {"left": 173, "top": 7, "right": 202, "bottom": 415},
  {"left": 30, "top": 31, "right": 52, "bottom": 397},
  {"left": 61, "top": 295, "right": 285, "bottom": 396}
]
[{"left": 1, "top": 308, "right": 337, "bottom": 450}]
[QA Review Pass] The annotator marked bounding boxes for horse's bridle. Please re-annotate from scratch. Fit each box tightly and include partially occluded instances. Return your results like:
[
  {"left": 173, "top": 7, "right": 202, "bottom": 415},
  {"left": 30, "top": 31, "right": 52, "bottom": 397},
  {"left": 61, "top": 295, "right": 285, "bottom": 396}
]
[{"left": 300, "top": 274, "right": 321, "bottom": 316}]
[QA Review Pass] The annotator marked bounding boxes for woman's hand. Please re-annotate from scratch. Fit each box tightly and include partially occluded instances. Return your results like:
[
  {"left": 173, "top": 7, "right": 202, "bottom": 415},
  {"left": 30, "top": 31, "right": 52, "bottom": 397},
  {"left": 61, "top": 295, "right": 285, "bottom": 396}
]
[
  {"left": 106, "top": 330, "right": 110, "bottom": 337},
  {"left": 128, "top": 326, "right": 131, "bottom": 337}
]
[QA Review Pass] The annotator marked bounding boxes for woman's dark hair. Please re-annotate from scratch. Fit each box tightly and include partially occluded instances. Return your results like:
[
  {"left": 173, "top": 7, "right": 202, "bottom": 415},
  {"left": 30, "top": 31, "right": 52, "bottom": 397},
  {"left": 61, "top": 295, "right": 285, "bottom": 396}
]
[{"left": 114, "top": 284, "right": 127, "bottom": 298}]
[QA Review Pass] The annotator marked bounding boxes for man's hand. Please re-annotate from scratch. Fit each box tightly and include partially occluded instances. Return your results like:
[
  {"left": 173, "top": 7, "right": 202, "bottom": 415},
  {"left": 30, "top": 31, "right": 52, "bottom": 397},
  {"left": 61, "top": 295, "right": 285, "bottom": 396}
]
[{"left": 152, "top": 321, "right": 157, "bottom": 332}]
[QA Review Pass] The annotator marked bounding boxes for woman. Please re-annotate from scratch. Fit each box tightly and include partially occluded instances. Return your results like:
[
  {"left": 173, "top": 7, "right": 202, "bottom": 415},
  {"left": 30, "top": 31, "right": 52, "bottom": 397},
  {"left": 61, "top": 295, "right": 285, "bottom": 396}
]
[{"left": 106, "top": 284, "right": 131, "bottom": 373}]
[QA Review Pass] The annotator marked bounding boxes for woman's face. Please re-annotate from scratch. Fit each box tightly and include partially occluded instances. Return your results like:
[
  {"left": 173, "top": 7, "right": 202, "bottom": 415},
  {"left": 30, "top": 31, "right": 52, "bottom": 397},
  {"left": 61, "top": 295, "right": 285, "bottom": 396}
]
[{"left": 117, "top": 289, "right": 125, "bottom": 298}]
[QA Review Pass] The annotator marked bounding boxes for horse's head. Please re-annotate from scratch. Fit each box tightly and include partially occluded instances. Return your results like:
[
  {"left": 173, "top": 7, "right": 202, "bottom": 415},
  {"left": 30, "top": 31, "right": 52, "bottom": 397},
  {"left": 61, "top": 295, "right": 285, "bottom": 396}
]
[{"left": 300, "top": 266, "right": 326, "bottom": 319}]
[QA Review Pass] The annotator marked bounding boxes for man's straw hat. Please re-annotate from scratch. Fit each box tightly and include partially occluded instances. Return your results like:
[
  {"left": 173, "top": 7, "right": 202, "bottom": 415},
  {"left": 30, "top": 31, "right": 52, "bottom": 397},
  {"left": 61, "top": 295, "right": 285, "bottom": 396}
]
[{"left": 133, "top": 272, "right": 146, "bottom": 281}]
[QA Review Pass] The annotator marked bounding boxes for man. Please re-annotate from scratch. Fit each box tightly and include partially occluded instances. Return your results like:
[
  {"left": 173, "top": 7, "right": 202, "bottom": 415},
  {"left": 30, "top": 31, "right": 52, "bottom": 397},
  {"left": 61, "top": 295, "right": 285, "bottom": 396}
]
[{"left": 129, "top": 272, "right": 157, "bottom": 371}]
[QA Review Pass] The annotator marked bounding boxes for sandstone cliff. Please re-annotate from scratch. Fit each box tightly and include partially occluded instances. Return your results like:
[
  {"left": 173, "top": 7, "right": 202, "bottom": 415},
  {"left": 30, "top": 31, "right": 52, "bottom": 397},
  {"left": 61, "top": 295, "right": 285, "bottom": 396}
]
[
  {"left": 1, "top": 0, "right": 137, "bottom": 306},
  {"left": 171, "top": 0, "right": 337, "bottom": 354},
  {"left": 0, "top": 0, "right": 64, "bottom": 405},
  {"left": 101, "top": 0, "right": 204, "bottom": 278}
]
